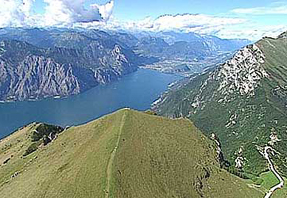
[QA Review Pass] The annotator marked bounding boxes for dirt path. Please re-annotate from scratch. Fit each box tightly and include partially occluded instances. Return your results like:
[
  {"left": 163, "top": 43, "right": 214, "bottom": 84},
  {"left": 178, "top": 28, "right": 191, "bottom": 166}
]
[
  {"left": 105, "top": 112, "right": 127, "bottom": 198},
  {"left": 264, "top": 146, "right": 284, "bottom": 198}
]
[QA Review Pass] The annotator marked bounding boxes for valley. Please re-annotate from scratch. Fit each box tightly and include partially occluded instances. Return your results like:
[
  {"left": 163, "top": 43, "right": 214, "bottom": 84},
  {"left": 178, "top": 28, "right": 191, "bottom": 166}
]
[
  {"left": 140, "top": 52, "right": 233, "bottom": 76},
  {"left": 0, "top": 28, "right": 248, "bottom": 102}
]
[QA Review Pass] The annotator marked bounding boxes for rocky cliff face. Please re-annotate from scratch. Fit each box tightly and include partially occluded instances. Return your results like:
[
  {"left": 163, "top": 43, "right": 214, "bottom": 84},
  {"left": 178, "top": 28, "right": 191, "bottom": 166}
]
[
  {"left": 0, "top": 55, "right": 95, "bottom": 101},
  {"left": 191, "top": 44, "right": 269, "bottom": 109},
  {"left": 217, "top": 45, "right": 267, "bottom": 96},
  {"left": 0, "top": 37, "right": 138, "bottom": 101}
]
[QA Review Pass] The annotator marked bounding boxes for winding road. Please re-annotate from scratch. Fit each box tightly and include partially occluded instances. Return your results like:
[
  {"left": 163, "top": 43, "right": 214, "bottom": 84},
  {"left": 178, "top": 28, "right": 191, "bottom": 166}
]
[{"left": 264, "top": 146, "right": 284, "bottom": 198}]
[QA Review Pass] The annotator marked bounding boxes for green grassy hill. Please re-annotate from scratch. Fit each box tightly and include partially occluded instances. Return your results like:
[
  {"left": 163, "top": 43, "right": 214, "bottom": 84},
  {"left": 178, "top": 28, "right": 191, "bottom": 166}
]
[{"left": 0, "top": 109, "right": 262, "bottom": 198}]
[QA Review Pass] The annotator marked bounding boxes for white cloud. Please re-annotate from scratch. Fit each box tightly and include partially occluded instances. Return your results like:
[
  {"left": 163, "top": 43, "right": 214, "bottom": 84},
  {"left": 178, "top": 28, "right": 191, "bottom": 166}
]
[
  {"left": 98, "top": 14, "right": 246, "bottom": 33},
  {"left": 0, "top": 1, "right": 285, "bottom": 41},
  {"left": 95, "top": 14, "right": 285, "bottom": 41},
  {"left": 0, "top": 0, "right": 114, "bottom": 27},
  {"left": 216, "top": 24, "right": 287, "bottom": 41},
  {"left": 43, "top": 0, "right": 113, "bottom": 27},
  {"left": 92, "top": 0, "right": 114, "bottom": 21},
  {"left": 232, "top": 5, "right": 287, "bottom": 15},
  {"left": 226, "top": 3, "right": 287, "bottom": 40},
  {"left": 0, "top": 0, "right": 35, "bottom": 27},
  {"left": 22, "top": 0, "right": 34, "bottom": 15},
  {"left": 83, "top": 13, "right": 284, "bottom": 41},
  {"left": 143, "top": 14, "right": 245, "bottom": 32}
]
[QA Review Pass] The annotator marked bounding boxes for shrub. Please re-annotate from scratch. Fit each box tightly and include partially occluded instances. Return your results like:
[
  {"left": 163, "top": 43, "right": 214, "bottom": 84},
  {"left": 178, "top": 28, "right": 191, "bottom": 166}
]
[{"left": 23, "top": 143, "right": 39, "bottom": 156}]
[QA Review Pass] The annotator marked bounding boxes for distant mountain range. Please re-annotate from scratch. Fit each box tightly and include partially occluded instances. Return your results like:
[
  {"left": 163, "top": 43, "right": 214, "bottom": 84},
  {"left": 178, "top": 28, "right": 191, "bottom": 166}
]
[
  {"left": 154, "top": 31, "right": 287, "bottom": 179},
  {"left": 128, "top": 31, "right": 250, "bottom": 75},
  {"left": 130, "top": 30, "right": 250, "bottom": 60},
  {"left": 0, "top": 28, "right": 140, "bottom": 101},
  {"left": 0, "top": 28, "right": 250, "bottom": 101}
]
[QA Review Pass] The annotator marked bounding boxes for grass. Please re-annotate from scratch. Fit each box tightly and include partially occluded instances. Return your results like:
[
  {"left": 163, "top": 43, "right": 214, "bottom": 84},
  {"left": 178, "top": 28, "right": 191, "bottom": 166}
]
[
  {"left": 0, "top": 109, "right": 263, "bottom": 198},
  {"left": 260, "top": 171, "right": 280, "bottom": 191},
  {"left": 246, "top": 171, "right": 287, "bottom": 197},
  {"left": 273, "top": 178, "right": 287, "bottom": 198}
]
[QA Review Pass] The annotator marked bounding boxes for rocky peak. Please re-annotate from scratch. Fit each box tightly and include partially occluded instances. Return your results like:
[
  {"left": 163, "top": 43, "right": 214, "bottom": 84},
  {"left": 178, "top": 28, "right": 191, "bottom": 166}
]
[
  {"left": 217, "top": 44, "right": 268, "bottom": 97},
  {"left": 190, "top": 44, "right": 268, "bottom": 109},
  {"left": 112, "top": 45, "right": 128, "bottom": 63}
]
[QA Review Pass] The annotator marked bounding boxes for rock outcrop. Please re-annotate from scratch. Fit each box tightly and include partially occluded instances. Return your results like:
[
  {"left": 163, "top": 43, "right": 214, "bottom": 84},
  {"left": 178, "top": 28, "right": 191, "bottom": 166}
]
[{"left": 0, "top": 38, "right": 138, "bottom": 101}]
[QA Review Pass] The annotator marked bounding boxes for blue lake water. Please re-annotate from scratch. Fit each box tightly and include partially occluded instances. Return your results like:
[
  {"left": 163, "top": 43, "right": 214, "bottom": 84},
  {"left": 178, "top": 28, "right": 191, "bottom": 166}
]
[{"left": 0, "top": 69, "right": 181, "bottom": 139}]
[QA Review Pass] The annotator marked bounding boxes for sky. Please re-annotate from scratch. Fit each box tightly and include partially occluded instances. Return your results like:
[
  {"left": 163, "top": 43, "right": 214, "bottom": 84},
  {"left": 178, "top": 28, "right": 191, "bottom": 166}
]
[{"left": 1, "top": 0, "right": 287, "bottom": 40}]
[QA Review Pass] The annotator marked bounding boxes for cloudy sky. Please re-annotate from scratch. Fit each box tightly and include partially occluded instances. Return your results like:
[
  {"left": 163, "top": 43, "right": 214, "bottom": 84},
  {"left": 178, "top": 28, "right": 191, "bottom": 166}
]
[{"left": 1, "top": 0, "right": 287, "bottom": 40}]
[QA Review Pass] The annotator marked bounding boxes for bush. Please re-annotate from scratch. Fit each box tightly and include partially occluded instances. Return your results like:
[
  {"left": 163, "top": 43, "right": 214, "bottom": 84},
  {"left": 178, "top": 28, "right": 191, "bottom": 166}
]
[
  {"left": 23, "top": 143, "right": 39, "bottom": 156},
  {"left": 31, "top": 124, "right": 63, "bottom": 142}
]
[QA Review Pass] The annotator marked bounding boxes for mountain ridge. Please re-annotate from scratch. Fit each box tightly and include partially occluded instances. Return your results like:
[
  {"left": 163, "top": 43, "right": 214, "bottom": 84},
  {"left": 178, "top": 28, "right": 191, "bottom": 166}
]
[
  {"left": 0, "top": 38, "right": 138, "bottom": 101},
  {"left": 154, "top": 31, "right": 287, "bottom": 178},
  {"left": 0, "top": 109, "right": 263, "bottom": 198},
  {"left": 0, "top": 28, "right": 249, "bottom": 101}
]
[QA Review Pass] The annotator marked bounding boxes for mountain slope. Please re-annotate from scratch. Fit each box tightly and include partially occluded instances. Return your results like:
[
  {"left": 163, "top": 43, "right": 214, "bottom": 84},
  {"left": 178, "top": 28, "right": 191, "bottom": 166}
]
[
  {"left": 154, "top": 32, "right": 287, "bottom": 177},
  {"left": 0, "top": 109, "right": 262, "bottom": 198},
  {"left": 0, "top": 28, "right": 249, "bottom": 100},
  {"left": 0, "top": 37, "right": 137, "bottom": 101}
]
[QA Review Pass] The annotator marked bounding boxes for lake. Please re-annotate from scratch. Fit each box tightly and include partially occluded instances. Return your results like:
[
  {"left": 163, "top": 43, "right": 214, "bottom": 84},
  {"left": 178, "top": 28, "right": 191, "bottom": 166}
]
[{"left": 0, "top": 69, "right": 181, "bottom": 139}]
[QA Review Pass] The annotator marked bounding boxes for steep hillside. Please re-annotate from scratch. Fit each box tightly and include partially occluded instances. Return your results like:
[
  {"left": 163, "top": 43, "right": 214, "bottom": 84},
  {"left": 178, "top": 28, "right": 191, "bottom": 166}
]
[
  {"left": 154, "top": 32, "right": 287, "bottom": 178},
  {"left": 0, "top": 109, "right": 262, "bottom": 198},
  {"left": 0, "top": 36, "right": 138, "bottom": 101}
]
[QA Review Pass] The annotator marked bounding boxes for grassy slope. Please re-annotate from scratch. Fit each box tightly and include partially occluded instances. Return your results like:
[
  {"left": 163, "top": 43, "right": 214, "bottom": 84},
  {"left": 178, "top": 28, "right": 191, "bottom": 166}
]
[
  {"left": 246, "top": 171, "right": 287, "bottom": 198},
  {"left": 0, "top": 109, "right": 262, "bottom": 198}
]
